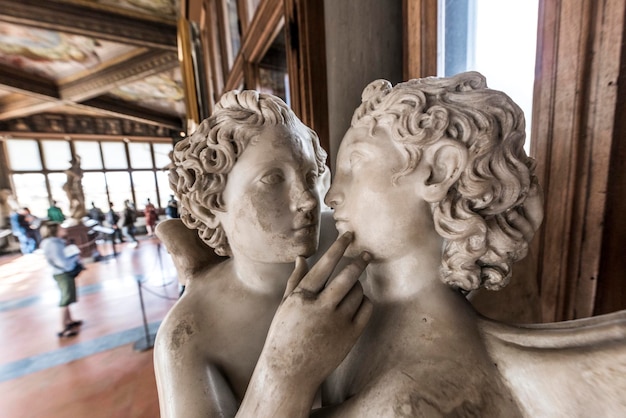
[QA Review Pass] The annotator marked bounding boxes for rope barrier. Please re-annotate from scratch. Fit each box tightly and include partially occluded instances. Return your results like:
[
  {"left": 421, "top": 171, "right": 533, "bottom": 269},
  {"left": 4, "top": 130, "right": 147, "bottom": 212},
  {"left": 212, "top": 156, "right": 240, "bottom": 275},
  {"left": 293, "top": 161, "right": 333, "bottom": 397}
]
[{"left": 137, "top": 281, "right": 179, "bottom": 301}]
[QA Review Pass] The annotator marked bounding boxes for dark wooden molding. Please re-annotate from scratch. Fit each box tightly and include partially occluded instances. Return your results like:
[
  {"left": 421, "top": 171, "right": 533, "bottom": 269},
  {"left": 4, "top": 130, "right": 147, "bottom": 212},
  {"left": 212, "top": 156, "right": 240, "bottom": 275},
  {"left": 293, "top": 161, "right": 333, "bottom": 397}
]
[
  {"left": 0, "top": 112, "right": 179, "bottom": 137},
  {"left": 223, "top": 52, "right": 245, "bottom": 92},
  {"left": 403, "top": 0, "right": 438, "bottom": 80},
  {"left": 0, "top": 50, "right": 179, "bottom": 124},
  {"left": 0, "top": 0, "right": 177, "bottom": 51},
  {"left": 222, "top": 0, "right": 283, "bottom": 94},
  {"left": 0, "top": 95, "right": 60, "bottom": 121},
  {"left": 241, "top": 0, "right": 284, "bottom": 62},
  {"left": 531, "top": 0, "right": 626, "bottom": 321},
  {"left": 0, "top": 64, "right": 60, "bottom": 100},
  {"left": 78, "top": 96, "right": 183, "bottom": 130},
  {"left": 596, "top": 32, "right": 626, "bottom": 314},
  {"left": 284, "top": 0, "right": 329, "bottom": 153},
  {"left": 61, "top": 50, "right": 179, "bottom": 101}
]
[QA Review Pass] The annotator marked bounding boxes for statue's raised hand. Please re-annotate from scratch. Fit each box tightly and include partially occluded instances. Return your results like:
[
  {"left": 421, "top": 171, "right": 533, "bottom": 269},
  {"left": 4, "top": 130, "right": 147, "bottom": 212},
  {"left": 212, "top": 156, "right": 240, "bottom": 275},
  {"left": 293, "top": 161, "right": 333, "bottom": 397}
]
[{"left": 239, "top": 232, "right": 373, "bottom": 418}]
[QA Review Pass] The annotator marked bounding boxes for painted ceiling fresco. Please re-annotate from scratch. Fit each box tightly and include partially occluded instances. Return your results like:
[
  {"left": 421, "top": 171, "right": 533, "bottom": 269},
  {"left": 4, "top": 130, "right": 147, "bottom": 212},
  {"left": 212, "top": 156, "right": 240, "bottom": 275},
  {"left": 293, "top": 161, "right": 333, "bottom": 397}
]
[
  {"left": 0, "top": 22, "right": 138, "bottom": 81},
  {"left": 0, "top": 0, "right": 185, "bottom": 133},
  {"left": 110, "top": 69, "right": 186, "bottom": 116}
]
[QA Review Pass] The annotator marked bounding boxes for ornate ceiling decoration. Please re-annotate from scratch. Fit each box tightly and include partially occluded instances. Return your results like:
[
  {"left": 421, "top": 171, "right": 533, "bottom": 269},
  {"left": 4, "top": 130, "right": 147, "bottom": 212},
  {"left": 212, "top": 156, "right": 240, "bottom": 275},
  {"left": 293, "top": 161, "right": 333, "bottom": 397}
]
[{"left": 0, "top": 0, "right": 184, "bottom": 133}]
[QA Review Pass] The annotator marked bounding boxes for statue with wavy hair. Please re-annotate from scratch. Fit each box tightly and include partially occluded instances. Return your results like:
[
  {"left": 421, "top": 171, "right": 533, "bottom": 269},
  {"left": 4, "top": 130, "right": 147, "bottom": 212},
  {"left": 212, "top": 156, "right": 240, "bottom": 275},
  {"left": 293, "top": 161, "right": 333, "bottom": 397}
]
[
  {"left": 154, "top": 90, "right": 371, "bottom": 418},
  {"left": 350, "top": 73, "right": 540, "bottom": 292},
  {"left": 231, "top": 72, "right": 626, "bottom": 417},
  {"left": 156, "top": 74, "right": 625, "bottom": 418}
]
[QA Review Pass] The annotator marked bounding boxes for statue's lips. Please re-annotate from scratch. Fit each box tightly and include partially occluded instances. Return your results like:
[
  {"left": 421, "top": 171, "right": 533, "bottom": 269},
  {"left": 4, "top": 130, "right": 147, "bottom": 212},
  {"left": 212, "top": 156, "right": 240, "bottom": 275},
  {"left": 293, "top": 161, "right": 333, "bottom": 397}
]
[
  {"left": 333, "top": 218, "right": 351, "bottom": 234},
  {"left": 333, "top": 217, "right": 348, "bottom": 226},
  {"left": 293, "top": 223, "right": 317, "bottom": 235}
]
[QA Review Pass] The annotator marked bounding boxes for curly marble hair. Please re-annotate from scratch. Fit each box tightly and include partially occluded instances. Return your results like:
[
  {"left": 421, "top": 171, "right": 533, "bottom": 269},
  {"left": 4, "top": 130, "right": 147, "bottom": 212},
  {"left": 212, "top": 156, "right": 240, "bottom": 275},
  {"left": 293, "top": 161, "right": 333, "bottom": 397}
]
[
  {"left": 170, "top": 90, "right": 327, "bottom": 256},
  {"left": 351, "top": 71, "right": 542, "bottom": 291}
]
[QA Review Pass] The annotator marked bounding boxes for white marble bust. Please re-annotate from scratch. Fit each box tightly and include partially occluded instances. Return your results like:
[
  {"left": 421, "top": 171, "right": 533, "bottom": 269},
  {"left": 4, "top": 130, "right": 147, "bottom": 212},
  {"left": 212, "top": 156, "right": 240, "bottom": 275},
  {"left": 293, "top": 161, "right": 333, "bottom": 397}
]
[{"left": 154, "top": 90, "right": 367, "bottom": 417}]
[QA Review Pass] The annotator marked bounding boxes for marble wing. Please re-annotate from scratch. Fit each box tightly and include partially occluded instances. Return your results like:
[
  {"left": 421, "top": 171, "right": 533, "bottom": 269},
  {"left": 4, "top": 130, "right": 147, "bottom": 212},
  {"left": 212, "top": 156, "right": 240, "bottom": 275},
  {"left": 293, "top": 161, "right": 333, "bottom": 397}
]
[
  {"left": 479, "top": 310, "right": 626, "bottom": 417},
  {"left": 155, "top": 219, "right": 227, "bottom": 285}
]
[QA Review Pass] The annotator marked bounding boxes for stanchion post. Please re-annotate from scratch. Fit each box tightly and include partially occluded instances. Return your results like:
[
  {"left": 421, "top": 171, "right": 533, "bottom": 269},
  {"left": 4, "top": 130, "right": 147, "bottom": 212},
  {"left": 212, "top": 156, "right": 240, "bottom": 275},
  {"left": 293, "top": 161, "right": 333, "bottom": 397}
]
[{"left": 133, "top": 277, "right": 155, "bottom": 351}]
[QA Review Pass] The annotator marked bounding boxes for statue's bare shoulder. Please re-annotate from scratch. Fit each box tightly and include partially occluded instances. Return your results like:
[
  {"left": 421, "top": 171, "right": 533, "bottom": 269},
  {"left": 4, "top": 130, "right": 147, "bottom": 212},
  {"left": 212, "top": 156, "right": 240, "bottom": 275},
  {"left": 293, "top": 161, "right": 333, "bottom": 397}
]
[
  {"left": 155, "top": 259, "right": 286, "bottom": 417},
  {"left": 155, "top": 262, "right": 232, "bottom": 357},
  {"left": 319, "top": 292, "right": 522, "bottom": 417}
]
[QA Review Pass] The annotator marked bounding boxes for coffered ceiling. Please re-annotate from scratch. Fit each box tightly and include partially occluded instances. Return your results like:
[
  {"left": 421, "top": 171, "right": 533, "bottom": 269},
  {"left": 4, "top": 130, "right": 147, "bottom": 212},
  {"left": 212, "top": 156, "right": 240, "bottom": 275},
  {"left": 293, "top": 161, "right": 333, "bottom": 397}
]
[{"left": 0, "top": 0, "right": 186, "bottom": 133}]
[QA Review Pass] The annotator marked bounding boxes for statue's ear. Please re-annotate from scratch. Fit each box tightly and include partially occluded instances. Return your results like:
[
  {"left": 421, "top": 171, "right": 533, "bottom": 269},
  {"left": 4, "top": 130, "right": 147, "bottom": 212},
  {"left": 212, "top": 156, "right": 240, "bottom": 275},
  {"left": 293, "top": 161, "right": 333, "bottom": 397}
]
[{"left": 420, "top": 139, "right": 468, "bottom": 203}]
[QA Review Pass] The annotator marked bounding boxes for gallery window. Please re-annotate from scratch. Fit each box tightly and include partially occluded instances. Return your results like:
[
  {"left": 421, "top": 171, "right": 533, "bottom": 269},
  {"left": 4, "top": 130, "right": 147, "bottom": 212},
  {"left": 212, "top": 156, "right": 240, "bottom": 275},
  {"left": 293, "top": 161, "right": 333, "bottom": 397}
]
[
  {"left": 438, "top": 0, "right": 539, "bottom": 148},
  {"left": 4, "top": 138, "right": 174, "bottom": 218}
]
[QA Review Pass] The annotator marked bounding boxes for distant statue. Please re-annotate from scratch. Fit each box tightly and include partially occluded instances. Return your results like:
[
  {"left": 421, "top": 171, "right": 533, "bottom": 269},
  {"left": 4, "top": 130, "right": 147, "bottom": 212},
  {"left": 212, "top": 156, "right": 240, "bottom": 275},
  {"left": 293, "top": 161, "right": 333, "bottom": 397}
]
[
  {"left": 63, "top": 155, "right": 87, "bottom": 220},
  {"left": 0, "top": 189, "right": 12, "bottom": 228},
  {"left": 157, "top": 73, "right": 626, "bottom": 417}
]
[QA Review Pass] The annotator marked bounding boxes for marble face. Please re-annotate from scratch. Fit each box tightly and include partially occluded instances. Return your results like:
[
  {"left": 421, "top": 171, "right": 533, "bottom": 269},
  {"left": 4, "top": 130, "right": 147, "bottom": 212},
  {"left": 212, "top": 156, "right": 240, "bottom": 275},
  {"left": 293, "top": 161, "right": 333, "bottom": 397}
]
[
  {"left": 325, "top": 124, "right": 437, "bottom": 261},
  {"left": 214, "top": 124, "right": 321, "bottom": 263}
]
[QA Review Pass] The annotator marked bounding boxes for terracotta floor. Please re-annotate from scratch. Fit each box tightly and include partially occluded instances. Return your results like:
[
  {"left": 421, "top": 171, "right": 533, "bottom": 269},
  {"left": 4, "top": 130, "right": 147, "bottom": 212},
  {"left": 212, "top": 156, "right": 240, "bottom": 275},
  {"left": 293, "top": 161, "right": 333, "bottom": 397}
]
[{"left": 0, "top": 236, "right": 180, "bottom": 418}]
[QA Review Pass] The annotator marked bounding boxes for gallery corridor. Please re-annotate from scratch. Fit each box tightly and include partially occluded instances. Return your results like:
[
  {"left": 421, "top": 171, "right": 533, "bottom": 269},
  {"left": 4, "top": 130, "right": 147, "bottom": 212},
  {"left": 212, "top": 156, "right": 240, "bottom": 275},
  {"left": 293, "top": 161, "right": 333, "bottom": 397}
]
[{"left": 0, "top": 237, "right": 180, "bottom": 417}]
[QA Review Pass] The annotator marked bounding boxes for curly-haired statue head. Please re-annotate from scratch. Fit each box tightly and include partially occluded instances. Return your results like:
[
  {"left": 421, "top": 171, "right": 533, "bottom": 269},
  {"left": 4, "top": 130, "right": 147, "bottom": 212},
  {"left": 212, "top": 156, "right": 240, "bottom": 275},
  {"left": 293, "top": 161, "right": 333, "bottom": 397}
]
[
  {"left": 170, "top": 90, "right": 327, "bottom": 257},
  {"left": 329, "top": 71, "right": 543, "bottom": 291}
]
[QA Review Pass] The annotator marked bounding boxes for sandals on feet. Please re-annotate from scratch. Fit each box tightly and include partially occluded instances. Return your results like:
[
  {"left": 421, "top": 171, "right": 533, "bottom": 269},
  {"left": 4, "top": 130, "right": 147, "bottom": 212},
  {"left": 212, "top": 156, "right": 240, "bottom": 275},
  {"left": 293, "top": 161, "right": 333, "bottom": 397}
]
[{"left": 57, "top": 327, "right": 78, "bottom": 338}]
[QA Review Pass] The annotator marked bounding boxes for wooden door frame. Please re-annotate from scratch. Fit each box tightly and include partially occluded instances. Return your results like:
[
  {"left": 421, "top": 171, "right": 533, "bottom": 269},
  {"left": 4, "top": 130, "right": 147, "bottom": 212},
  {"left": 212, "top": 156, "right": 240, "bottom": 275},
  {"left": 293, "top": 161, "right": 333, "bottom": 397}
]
[{"left": 531, "top": 0, "right": 626, "bottom": 321}]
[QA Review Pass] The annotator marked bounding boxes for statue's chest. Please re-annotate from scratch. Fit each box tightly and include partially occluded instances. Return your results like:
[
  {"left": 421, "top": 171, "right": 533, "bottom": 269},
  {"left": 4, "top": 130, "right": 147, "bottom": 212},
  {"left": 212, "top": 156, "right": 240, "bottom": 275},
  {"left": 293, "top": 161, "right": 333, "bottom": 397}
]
[
  {"left": 325, "top": 318, "right": 431, "bottom": 402},
  {"left": 202, "top": 296, "right": 279, "bottom": 398},
  {"left": 324, "top": 334, "right": 522, "bottom": 418}
]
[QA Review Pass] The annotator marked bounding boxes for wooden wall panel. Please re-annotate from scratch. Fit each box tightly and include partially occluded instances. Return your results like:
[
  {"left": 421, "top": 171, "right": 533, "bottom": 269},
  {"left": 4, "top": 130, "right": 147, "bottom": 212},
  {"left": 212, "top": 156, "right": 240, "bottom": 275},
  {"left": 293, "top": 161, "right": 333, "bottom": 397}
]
[
  {"left": 596, "top": 21, "right": 626, "bottom": 315},
  {"left": 284, "top": 0, "right": 329, "bottom": 153},
  {"left": 403, "top": 0, "right": 438, "bottom": 80},
  {"left": 532, "top": 0, "right": 626, "bottom": 321}
]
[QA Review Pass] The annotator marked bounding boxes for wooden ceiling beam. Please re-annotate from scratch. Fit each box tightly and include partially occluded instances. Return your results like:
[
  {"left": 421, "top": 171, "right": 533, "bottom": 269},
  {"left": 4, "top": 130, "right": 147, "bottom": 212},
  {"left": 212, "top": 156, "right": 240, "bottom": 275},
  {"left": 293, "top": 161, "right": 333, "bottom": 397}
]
[
  {"left": 241, "top": 0, "right": 284, "bottom": 62},
  {"left": 0, "top": 0, "right": 177, "bottom": 51},
  {"left": 0, "top": 94, "right": 61, "bottom": 120},
  {"left": 0, "top": 50, "right": 179, "bottom": 121},
  {"left": 78, "top": 97, "right": 183, "bottom": 130},
  {"left": 60, "top": 50, "right": 179, "bottom": 101},
  {"left": 0, "top": 64, "right": 59, "bottom": 99}
]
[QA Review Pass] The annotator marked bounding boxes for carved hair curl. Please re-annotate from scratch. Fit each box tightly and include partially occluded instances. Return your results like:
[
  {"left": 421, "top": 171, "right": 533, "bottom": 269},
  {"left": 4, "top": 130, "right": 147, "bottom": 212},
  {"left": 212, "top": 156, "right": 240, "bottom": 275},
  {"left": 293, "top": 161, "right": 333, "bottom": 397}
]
[
  {"left": 169, "top": 90, "right": 327, "bottom": 256},
  {"left": 352, "top": 72, "right": 541, "bottom": 291}
]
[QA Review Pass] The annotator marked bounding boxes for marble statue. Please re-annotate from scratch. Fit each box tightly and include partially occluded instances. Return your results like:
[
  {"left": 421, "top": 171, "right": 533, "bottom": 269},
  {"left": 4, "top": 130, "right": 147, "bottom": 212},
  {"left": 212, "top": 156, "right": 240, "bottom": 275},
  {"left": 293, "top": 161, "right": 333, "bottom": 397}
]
[
  {"left": 154, "top": 90, "right": 367, "bottom": 417},
  {"left": 157, "top": 73, "right": 626, "bottom": 417},
  {"left": 63, "top": 155, "right": 87, "bottom": 221},
  {"left": 0, "top": 189, "right": 12, "bottom": 228}
]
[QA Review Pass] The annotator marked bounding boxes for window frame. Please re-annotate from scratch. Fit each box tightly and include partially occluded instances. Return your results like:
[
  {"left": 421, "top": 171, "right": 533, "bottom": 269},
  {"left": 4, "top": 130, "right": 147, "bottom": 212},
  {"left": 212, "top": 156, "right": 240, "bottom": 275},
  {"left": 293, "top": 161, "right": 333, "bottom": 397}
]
[{"left": 2, "top": 135, "right": 173, "bottom": 218}]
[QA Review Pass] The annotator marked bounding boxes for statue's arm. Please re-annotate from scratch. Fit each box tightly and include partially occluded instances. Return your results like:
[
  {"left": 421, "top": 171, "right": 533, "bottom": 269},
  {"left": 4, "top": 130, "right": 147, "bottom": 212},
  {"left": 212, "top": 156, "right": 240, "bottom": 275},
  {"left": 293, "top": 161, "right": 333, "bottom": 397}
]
[{"left": 154, "top": 313, "right": 239, "bottom": 418}]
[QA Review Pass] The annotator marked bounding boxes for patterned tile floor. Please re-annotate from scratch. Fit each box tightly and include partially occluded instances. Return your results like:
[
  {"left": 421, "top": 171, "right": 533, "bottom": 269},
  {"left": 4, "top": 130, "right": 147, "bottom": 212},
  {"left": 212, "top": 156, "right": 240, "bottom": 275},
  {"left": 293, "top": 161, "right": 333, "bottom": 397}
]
[{"left": 0, "top": 237, "right": 180, "bottom": 418}]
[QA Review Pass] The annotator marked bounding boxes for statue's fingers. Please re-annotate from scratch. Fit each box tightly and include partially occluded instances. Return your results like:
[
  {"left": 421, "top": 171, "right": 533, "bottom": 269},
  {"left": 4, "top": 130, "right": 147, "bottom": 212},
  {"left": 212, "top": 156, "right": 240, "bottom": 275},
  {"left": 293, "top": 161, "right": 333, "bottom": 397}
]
[
  {"left": 336, "top": 280, "right": 366, "bottom": 316},
  {"left": 523, "top": 182, "right": 544, "bottom": 232},
  {"left": 505, "top": 209, "right": 535, "bottom": 243},
  {"left": 298, "top": 231, "right": 353, "bottom": 293},
  {"left": 283, "top": 256, "right": 309, "bottom": 299},
  {"left": 352, "top": 297, "right": 373, "bottom": 328},
  {"left": 321, "top": 251, "right": 370, "bottom": 305}
]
